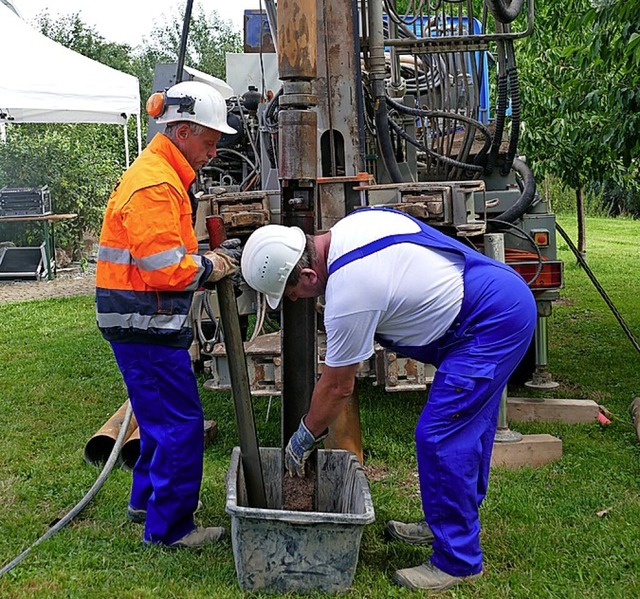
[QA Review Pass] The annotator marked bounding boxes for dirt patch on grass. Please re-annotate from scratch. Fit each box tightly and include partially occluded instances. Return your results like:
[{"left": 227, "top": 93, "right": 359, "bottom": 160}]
[
  {"left": 363, "top": 463, "right": 390, "bottom": 482},
  {"left": 0, "top": 263, "right": 96, "bottom": 305}
]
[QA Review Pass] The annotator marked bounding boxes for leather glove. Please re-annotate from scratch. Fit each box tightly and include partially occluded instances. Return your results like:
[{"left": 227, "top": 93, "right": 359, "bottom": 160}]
[
  {"left": 284, "top": 417, "right": 328, "bottom": 477},
  {"left": 218, "top": 238, "right": 243, "bottom": 263},
  {"left": 205, "top": 239, "right": 242, "bottom": 284},
  {"left": 219, "top": 239, "right": 245, "bottom": 288}
]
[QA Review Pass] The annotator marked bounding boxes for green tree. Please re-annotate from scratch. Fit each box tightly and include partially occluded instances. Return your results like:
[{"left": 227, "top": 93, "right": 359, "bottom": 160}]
[
  {"left": 0, "top": 12, "right": 137, "bottom": 259},
  {"left": 0, "top": 124, "right": 122, "bottom": 259},
  {"left": 581, "top": 0, "right": 640, "bottom": 170},
  {"left": 35, "top": 11, "right": 136, "bottom": 75},
  {"left": 136, "top": 2, "right": 242, "bottom": 99},
  {"left": 518, "top": 0, "right": 604, "bottom": 254},
  {"left": 1, "top": 7, "right": 244, "bottom": 262},
  {"left": 578, "top": 0, "right": 640, "bottom": 216},
  {"left": 517, "top": 0, "right": 640, "bottom": 245}
]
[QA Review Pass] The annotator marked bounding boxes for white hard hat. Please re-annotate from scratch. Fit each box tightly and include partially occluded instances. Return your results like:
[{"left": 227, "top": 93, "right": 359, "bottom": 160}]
[
  {"left": 241, "top": 225, "right": 307, "bottom": 309},
  {"left": 150, "top": 80, "right": 236, "bottom": 134}
]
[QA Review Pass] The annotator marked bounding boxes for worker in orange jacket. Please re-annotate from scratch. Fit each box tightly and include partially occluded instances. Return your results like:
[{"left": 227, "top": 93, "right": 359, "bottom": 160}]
[{"left": 96, "top": 81, "right": 238, "bottom": 549}]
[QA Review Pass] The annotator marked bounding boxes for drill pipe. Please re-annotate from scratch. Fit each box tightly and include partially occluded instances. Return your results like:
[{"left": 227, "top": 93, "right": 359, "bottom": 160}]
[
  {"left": 84, "top": 400, "right": 137, "bottom": 468},
  {"left": 207, "top": 215, "right": 267, "bottom": 509}
]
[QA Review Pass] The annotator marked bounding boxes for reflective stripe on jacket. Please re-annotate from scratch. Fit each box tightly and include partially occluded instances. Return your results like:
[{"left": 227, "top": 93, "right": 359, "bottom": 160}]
[{"left": 96, "top": 133, "right": 213, "bottom": 348}]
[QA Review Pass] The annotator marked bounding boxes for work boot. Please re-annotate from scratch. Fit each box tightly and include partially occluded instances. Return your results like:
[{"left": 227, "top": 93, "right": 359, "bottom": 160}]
[
  {"left": 393, "top": 562, "right": 482, "bottom": 592},
  {"left": 127, "top": 500, "right": 204, "bottom": 524},
  {"left": 169, "top": 526, "right": 226, "bottom": 549},
  {"left": 385, "top": 519, "right": 434, "bottom": 545}
]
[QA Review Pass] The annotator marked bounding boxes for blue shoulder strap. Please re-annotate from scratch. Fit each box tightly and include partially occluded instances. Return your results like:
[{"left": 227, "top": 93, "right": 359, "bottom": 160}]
[
  {"left": 327, "top": 206, "right": 494, "bottom": 277},
  {"left": 328, "top": 233, "right": 423, "bottom": 276}
]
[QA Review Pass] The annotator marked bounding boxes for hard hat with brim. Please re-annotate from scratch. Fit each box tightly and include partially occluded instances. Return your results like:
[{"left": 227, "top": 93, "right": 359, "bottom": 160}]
[
  {"left": 241, "top": 225, "right": 307, "bottom": 309},
  {"left": 153, "top": 80, "right": 236, "bottom": 135}
]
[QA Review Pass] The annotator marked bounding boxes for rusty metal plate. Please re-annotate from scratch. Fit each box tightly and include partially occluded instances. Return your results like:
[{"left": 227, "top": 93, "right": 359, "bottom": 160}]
[
  {"left": 374, "top": 346, "right": 435, "bottom": 392},
  {"left": 202, "top": 190, "right": 273, "bottom": 236},
  {"left": 204, "top": 333, "right": 434, "bottom": 396}
]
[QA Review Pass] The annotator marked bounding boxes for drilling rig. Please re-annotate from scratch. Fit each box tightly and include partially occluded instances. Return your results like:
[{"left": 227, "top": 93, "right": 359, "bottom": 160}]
[{"left": 164, "top": 0, "right": 563, "bottom": 458}]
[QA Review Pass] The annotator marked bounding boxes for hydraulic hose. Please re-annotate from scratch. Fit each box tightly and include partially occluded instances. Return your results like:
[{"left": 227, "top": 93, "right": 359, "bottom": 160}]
[
  {"left": 263, "top": 86, "right": 283, "bottom": 133},
  {"left": 388, "top": 118, "right": 484, "bottom": 173},
  {"left": 501, "top": 40, "right": 521, "bottom": 176},
  {"left": 486, "top": 0, "right": 526, "bottom": 24},
  {"left": 0, "top": 402, "right": 134, "bottom": 578},
  {"left": 385, "top": 96, "right": 492, "bottom": 170},
  {"left": 496, "top": 157, "right": 537, "bottom": 223},
  {"left": 368, "top": 0, "right": 404, "bottom": 182},
  {"left": 486, "top": 40, "right": 508, "bottom": 175},
  {"left": 487, "top": 218, "right": 544, "bottom": 285},
  {"left": 375, "top": 97, "right": 406, "bottom": 182}
]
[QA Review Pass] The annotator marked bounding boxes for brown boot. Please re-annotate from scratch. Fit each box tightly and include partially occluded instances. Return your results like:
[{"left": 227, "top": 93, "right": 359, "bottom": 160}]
[
  {"left": 127, "top": 500, "right": 204, "bottom": 524},
  {"left": 393, "top": 562, "right": 482, "bottom": 592},
  {"left": 385, "top": 519, "right": 434, "bottom": 545},
  {"left": 169, "top": 526, "right": 226, "bottom": 549}
]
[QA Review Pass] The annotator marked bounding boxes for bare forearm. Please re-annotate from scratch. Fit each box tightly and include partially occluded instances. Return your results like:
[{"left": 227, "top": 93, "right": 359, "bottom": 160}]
[{"left": 304, "top": 365, "right": 357, "bottom": 436}]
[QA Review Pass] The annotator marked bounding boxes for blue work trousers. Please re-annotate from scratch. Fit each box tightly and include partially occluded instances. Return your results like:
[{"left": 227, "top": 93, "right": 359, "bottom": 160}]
[
  {"left": 111, "top": 342, "right": 204, "bottom": 545},
  {"left": 387, "top": 263, "right": 536, "bottom": 576}
]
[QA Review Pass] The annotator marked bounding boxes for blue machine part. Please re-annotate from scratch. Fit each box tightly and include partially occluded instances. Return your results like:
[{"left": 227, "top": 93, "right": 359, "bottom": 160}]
[{"left": 243, "top": 10, "right": 275, "bottom": 54}]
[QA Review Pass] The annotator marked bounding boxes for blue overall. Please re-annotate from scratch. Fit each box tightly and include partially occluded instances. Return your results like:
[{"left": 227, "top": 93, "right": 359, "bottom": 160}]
[
  {"left": 111, "top": 342, "right": 203, "bottom": 545},
  {"left": 329, "top": 208, "right": 536, "bottom": 576}
]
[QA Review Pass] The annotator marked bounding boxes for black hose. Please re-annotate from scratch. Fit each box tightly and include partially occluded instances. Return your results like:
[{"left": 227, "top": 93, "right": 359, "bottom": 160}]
[
  {"left": 0, "top": 403, "right": 134, "bottom": 578},
  {"left": 388, "top": 118, "right": 484, "bottom": 173},
  {"left": 375, "top": 97, "right": 405, "bottom": 182},
  {"left": 501, "top": 41, "right": 521, "bottom": 175},
  {"left": 496, "top": 158, "right": 537, "bottom": 223},
  {"left": 385, "top": 96, "right": 493, "bottom": 170},
  {"left": 264, "top": 87, "right": 282, "bottom": 133},
  {"left": 555, "top": 223, "right": 640, "bottom": 354},
  {"left": 486, "top": 41, "right": 508, "bottom": 175},
  {"left": 486, "top": 0, "right": 526, "bottom": 24},
  {"left": 386, "top": 97, "right": 493, "bottom": 147}
]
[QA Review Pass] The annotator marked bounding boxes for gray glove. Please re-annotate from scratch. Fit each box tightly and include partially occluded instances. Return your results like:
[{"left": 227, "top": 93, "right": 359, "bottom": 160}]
[
  {"left": 284, "top": 417, "right": 328, "bottom": 477},
  {"left": 218, "top": 238, "right": 242, "bottom": 263},
  {"left": 204, "top": 239, "right": 243, "bottom": 284}
]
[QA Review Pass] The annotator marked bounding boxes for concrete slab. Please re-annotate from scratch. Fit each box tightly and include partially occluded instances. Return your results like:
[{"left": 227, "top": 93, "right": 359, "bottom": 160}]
[
  {"left": 491, "top": 434, "right": 563, "bottom": 469},
  {"left": 507, "top": 397, "right": 599, "bottom": 424}
]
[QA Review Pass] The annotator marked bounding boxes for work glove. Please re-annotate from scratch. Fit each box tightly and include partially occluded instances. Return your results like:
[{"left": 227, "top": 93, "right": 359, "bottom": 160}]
[
  {"left": 205, "top": 239, "right": 243, "bottom": 284},
  {"left": 284, "top": 417, "right": 328, "bottom": 478},
  {"left": 218, "top": 238, "right": 243, "bottom": 263}
]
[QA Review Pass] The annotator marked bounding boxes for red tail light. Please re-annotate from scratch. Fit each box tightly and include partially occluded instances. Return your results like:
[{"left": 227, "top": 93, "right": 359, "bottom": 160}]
[{"left": 508, "top": 260, "right": 564, "bottom": 289}]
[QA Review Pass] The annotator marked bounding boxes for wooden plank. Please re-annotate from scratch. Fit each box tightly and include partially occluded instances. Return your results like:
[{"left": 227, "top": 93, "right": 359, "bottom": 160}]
[
  {"left": 0, "top": 213, "right": 77, "bottom": 222},
  {"left": 491, "top": 434, "right": 562, "bottom": 469},
  {"left": 507, "top": 397, "right": 599, "bottom": 424}
]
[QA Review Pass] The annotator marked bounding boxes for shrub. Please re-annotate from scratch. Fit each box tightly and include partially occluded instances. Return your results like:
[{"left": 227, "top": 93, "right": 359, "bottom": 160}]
[{"left": 0, "top": 123, "right": 125, "bottom": 259}]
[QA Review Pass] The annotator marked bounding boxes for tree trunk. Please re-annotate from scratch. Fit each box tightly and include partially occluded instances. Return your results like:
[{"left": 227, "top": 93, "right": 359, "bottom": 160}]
[{"left": 576, "top": 183, "right": 587, "bottom": 262}]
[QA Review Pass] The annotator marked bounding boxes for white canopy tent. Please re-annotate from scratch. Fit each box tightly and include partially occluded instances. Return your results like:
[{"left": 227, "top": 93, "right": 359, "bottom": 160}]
[{"left": 0, "top": 2, "right": 141, "bottom": 163}]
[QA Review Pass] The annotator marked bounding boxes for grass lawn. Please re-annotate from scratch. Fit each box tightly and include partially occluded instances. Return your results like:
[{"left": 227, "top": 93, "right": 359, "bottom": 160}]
[{"left": 0, "top": 214, "right": 639, "bottom": 598}]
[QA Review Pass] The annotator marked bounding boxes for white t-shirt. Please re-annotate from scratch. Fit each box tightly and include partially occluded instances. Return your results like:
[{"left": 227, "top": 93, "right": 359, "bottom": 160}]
[{"left": 324, "top": 209, "right": 464, "bottom": 367}]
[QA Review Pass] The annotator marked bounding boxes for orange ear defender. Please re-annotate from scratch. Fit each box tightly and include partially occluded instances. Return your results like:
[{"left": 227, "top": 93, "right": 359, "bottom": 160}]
[
  {"left": 145, "top": 92, "right": 166, "bottom": 118},
  {"left": 145, "top": 91, "right": 196, "bottom": 119}
]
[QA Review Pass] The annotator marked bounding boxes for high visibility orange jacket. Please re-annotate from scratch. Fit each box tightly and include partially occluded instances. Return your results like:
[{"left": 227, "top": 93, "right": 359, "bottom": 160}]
[{"left": 96, "top": 133, "right": 213, "bottom": 348}]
